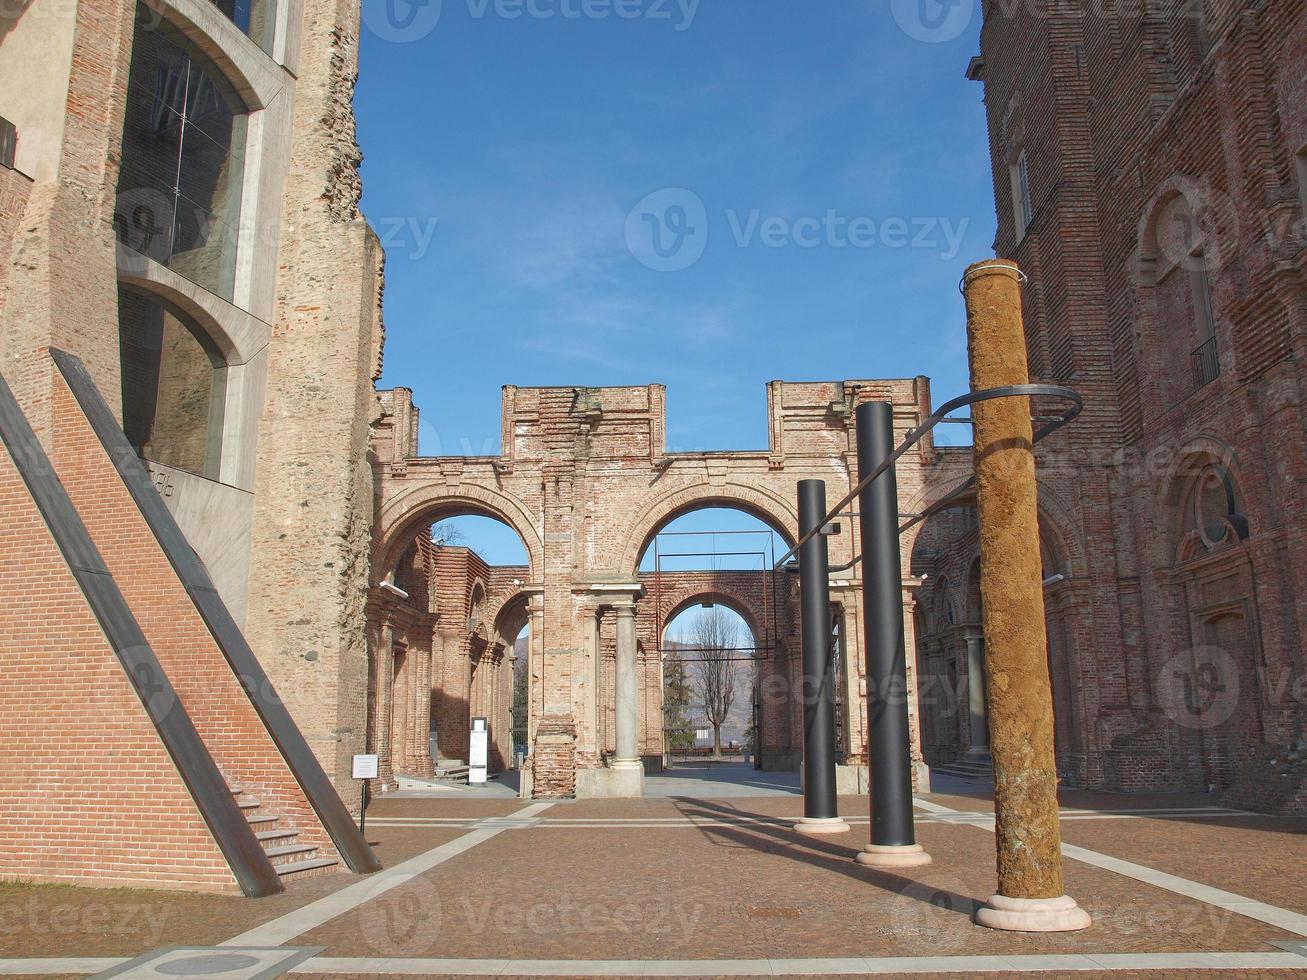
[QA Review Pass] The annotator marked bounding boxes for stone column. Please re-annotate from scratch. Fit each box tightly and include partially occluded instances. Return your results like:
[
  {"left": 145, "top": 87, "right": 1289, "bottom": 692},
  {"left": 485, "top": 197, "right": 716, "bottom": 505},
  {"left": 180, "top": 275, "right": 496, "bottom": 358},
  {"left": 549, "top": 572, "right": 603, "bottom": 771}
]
[
  {"left": 965, "top": 632, "right": 989, "bottom": 756},
  {"left": 613, "top": 602, "right": 640, "bottom": 766},
  {"left": 963, "top": 259, "right": 1090, "bottom": 932}
]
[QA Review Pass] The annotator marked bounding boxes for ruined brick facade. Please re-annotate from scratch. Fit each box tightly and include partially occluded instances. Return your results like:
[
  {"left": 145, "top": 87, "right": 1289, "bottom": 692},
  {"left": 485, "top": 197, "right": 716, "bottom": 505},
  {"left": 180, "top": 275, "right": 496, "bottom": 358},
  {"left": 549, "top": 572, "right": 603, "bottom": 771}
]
[
  {"left": 0, "top": 0, "right": 386, "bottom": 887},
  {"left": 914, "top": 0, "right": 1307, "bottom": 808},
  {"left": 372, "top": 380, "right": 951, "bottom": 797}
]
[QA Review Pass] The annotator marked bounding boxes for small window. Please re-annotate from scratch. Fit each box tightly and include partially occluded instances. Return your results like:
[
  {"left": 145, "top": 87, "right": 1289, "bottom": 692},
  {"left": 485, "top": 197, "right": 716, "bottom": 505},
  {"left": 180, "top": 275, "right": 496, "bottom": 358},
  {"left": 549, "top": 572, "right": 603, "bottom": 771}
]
[
  {"left": 119, "top": 286, "right": 226, "bottom": 480},
  {"left": 1010, "top": 151, "right": 1033, "bottom": 240}
]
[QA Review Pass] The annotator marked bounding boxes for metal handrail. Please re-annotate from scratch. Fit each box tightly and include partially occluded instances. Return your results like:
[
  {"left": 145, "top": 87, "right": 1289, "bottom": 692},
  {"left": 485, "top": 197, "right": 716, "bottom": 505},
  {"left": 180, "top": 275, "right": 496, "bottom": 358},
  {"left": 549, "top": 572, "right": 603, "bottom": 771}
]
[{"left": 773, "top": 383, "right": 1082, "bottom": 570}]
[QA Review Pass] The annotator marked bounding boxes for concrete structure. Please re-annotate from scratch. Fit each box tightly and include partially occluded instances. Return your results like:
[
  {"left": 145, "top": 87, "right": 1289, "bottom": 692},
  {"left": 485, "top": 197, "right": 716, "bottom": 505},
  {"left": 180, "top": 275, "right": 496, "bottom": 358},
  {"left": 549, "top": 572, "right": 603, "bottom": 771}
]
[
  {"left": 371, "top": 381, "right": 949, "bottom": 798},
  {"left": 0, "top": 0, "right": 385, "bottom": 889},
  {"left": 913, "top": 0, "right": 1307, "bottom": 811}
]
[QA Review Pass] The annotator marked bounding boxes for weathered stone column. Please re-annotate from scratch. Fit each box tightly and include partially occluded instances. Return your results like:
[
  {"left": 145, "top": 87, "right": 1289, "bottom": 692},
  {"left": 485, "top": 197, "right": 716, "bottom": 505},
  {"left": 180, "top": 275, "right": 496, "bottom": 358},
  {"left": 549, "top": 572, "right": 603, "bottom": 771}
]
[
  {"left": 965, "top": 632, "right": 989, "bottom": 756},
  {"left": 963, "top": 259, "right": 1090, "bottom": 932},
  {"left": 613, "top": 603, "right": 641, "bottom": 764}
]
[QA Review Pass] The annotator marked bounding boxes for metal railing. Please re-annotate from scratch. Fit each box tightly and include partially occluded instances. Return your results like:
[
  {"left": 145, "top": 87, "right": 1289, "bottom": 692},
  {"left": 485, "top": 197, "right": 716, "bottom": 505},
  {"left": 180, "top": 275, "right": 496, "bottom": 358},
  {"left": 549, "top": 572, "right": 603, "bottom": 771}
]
[
  {"left": 1192, "top": 337, "right": 1220, "bottom": 389},
  {"left": 774, "top": 383, "right": 1084, "bottom": 571}
]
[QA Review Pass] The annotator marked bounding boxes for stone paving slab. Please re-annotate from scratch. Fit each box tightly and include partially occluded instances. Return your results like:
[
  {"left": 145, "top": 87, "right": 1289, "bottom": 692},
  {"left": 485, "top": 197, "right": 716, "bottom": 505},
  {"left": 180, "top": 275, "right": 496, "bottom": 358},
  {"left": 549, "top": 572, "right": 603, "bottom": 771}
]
[
  {"left": 296, "top": 807, "right": 1301, "bottom": 962},
  {"left": 0, "top": 793, "right": 1304, "bottom": 978},
  {"left": 1056, "top": 814, "right": 1307, "bottom": 916},
  {"left": 0, "top": 829, "right": 466, "bottom": 958}
]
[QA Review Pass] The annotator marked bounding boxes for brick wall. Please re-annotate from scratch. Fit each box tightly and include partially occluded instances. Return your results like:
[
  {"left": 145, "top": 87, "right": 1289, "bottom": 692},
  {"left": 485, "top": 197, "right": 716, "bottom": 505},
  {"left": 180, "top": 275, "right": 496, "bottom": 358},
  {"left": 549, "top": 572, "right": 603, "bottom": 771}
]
[
  {"left": 940, "top": 0, "right": 1307, "bottom": 804},
  {"left": 49, "top": 374, "right": 338, "bottom": 862},
  {"left": 0, "top": 433, "right": 238, "bottom": 892}
]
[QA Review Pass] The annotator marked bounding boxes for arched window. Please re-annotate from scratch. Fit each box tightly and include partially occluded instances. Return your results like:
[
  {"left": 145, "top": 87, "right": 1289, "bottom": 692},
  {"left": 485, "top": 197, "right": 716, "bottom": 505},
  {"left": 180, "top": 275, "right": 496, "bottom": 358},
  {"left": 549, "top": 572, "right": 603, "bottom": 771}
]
[
  {"left": 118, "top": 285, "right": 226, "bottom": 479},
  {"left": 213, "top": 0, "right": 279, "bottom": 54},
  {"left": 114, "top": 6, "right": 249, "bottom": 302},
  {"left": 1178, "top": 461, "right": 1249, "bottom": 560},
  {"left": 1143, "top": 192, "right": 1222, "bottom": 394}
]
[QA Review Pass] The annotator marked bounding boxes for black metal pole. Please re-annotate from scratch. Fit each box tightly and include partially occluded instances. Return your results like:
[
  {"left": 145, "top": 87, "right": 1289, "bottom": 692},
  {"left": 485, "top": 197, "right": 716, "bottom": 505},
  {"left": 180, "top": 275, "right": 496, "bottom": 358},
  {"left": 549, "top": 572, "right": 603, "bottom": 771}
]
[
  {"left": 855, "top": 401, "right": 929, "bottom": 865},
  {"left": 796, "top": 479, "right": 844, "bottom": 832}
]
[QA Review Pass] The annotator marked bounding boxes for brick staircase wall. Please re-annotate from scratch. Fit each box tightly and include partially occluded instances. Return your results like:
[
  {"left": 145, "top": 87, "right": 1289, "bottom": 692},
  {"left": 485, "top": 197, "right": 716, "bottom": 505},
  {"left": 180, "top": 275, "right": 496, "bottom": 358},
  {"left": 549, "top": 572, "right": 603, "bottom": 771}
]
[
  {"left": 0, "top": 442, "right": 238, "bottom": 892},
  {"left": 46, "top": 373, "right": 342, "bottom": 873}
]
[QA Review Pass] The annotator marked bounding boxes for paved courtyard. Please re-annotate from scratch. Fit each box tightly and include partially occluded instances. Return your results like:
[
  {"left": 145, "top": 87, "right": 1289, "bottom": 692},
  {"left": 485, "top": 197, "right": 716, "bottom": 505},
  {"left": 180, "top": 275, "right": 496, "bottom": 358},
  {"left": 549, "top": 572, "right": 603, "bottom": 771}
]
[{"left": 1, "top": 769, "right": 1305, "bottom": 978}]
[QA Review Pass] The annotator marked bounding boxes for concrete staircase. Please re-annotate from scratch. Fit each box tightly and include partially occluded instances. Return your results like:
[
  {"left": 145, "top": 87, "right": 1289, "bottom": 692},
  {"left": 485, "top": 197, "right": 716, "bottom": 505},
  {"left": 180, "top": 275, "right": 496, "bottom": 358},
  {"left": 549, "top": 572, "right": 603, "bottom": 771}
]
[
  {"left": 932, "top": 751, "right": 994, "bottom": 782},
  {"left": 230, "top": 784, "right": 338, "bottom": 881},
  {"left": 434, "top": 759, "right": 470, "bottom": 781}
]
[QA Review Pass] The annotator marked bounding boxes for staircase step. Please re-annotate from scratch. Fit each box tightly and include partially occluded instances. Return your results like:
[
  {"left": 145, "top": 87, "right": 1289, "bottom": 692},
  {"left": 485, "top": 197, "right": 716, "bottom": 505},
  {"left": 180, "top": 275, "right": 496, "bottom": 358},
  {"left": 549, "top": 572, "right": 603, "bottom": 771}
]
[
  {"left": 246, "top": 813, "right": 282, "bottom": 826},
  {"left": 263, "top": 843, "right": 319, "bottom": 862},
  {"left": 255, "top": 828, "right": 299, "bottom": 843},
  {"left": 276, "top": 857, "right": 338, "bottom": 877},
  {"left": 237, "top": 797, "right": 262, "bottom": 809}
]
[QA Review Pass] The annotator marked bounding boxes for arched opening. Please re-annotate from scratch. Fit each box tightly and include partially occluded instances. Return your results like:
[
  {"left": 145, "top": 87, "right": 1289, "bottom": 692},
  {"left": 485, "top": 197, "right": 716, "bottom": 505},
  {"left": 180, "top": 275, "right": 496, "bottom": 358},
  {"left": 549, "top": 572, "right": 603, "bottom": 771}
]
[
  {"left": 1138, "top": 187, "right": 1227, "bottom": 404},
  {"left": 1161, "top": 450, "right": 1262, "bottom": 791},
  {"left": 624, "top": 504, "right": 805, "bottom": 794},
  {"left": 662, "top": 602, "right": 757, "bottom": 764},
  {"left": 118, "top": 284, "right": 226, "bottom": 479},
  {"left": 115, "top": 5, "right": 249, "bottom": 302},
  {"left": 909, "top": 493, "right": 1085, "bottom": 785},
  {"left": 368, "top": 508, "right": 533, "bottom": 794}
]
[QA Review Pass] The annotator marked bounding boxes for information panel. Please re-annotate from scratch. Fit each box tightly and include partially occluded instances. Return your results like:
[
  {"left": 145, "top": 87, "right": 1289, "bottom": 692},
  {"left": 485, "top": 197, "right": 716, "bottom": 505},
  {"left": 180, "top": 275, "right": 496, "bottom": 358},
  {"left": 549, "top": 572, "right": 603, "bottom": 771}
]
[{"left": 468, "top": 717, "right": 488, "bottom": 784}]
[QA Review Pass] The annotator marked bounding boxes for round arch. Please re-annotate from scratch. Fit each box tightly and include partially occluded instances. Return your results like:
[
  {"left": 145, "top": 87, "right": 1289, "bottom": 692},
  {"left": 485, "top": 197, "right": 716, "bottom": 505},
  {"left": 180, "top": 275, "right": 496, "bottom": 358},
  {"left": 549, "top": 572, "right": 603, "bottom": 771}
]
[
  {"left": 618, "top": 481, "right": 799, "bottom": 575},
  {"left": 489, "top": 588, "right": 532, "bottom": 647},
  {"left": 902, "top": 473, "right": 1088, "bottom": 585},
  {"left": 658, "top": 591, "right": 765, "bottom": 653},
  {"left": 117, "top": 270, "right": 261, "bottom": 365},
  {"left": 375, "top": 484, "right": 544, "bottom": 586}
]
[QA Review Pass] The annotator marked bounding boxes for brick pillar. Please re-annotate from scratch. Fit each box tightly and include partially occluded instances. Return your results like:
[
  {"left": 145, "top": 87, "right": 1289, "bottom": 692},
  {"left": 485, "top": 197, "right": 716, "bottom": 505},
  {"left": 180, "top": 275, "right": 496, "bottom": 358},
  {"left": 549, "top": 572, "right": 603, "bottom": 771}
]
[
  {"left": 375, "top": 622, "right": 395, "bottom": 786},
  {"left": 410, "top": 643, "right": 434, "bottom": 777}
]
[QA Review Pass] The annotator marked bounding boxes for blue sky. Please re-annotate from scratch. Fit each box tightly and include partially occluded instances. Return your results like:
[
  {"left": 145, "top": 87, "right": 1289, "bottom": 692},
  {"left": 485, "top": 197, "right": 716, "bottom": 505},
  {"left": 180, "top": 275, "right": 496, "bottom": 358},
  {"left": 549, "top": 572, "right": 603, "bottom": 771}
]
[{"left": 356, "top": 0, "right": 992, "bottom": 562}]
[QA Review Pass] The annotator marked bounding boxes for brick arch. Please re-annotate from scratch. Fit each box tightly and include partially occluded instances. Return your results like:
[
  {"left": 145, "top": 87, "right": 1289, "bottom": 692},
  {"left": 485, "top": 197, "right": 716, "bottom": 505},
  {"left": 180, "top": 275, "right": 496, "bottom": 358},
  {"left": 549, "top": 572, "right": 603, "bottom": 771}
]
[
  {"left": 375, "top": 483, "right": 543, "bottom": 585},
  {"left": 903, "top": 471, "right": 1088, "bottom": 584},
  {"left": 488, "top": 588, "right": 531, "bottom": 648},
  {"left": 617, "top": 482, "right": 799, "bottom": 575},
  {"left": 1153, "top": 433, "right": 1249, "bottom": 559},
  {"left": 644, "top": 581, "right": 770, "bottom": 654},
  {"left": 1134, "top": 175, "right": 1236, "bottom": 284}
]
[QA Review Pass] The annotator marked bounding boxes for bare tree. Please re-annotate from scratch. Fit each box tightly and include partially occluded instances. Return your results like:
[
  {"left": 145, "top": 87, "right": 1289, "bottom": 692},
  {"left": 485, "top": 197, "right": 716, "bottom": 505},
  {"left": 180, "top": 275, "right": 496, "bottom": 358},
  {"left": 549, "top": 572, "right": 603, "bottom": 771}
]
[
  {"left": 688, "top": 608, "right": 741, "bottom": 759},
  {"left": 431, "top": 521, "right": 464, "bottom": 546}
]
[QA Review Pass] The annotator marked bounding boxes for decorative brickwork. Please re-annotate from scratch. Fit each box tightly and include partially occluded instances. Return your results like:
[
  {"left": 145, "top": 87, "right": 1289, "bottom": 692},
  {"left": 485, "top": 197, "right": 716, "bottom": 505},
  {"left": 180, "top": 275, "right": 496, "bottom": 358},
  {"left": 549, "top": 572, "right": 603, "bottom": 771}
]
[
  {"left": 373, "top": 380, "right": 948, "bottom": 796},
  {"left": 918, "top": 0, "right": 1307, "bottom": 808}
]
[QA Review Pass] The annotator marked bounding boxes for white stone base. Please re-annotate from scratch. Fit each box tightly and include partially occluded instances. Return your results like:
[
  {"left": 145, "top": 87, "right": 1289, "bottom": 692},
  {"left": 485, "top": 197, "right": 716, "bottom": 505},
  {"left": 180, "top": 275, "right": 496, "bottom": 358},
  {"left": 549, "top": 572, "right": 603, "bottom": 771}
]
[
  {"left": 835, "top": 764, "right": 868, "bottom": 795},
  {"left": 974, "top": 893, "right": 1093, "bottom": 932},
  {"left": 575, "top": 763, "right": 644, "bottom": 799},
  {"left": 794, "top": 816, "right": 851, "bottom": 835},
  {"left": 855, "top": 843, "right": 932, "bottom": 868}
]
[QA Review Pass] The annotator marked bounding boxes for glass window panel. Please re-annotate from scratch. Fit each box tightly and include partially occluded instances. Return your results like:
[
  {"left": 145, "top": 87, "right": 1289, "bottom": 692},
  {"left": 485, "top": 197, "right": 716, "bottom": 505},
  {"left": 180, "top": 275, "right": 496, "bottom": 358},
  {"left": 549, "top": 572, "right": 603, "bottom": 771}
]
[
  {"left": 114, "top": 162, "right": 177, "bottom": 265},
  {"left": 118, "top": 286, "right": 225, "bottom": 481},
  {"left": 182, "top": 62, "right": 241, "bottom": 147},
  {"left": 116, "top": 5, "right": 248, "bottom": 303},
  {"left": 204, "top": 0, "right": 278, "bottom": 54}
]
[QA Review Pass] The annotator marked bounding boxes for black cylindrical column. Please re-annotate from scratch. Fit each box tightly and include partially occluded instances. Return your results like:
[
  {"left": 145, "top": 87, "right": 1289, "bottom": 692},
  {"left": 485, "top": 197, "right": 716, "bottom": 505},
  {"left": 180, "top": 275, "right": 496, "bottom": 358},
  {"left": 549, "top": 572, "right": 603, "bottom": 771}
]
[
  {"left": 854, "top": 401, "right": 930, "bottom": 866},
  {"left": 794, "top": 480, "right": 847, "bottom": 834}
]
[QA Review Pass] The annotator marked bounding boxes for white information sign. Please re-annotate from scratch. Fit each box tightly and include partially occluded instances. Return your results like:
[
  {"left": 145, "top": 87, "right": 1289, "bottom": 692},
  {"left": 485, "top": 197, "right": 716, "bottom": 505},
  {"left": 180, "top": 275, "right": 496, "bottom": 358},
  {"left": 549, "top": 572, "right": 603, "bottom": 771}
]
[
  {"left": 352, "top": 753, "right": 379, "bottom": 780},
  {"left": 468, "top": 717, "right": 488, "bottom": 784}
]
